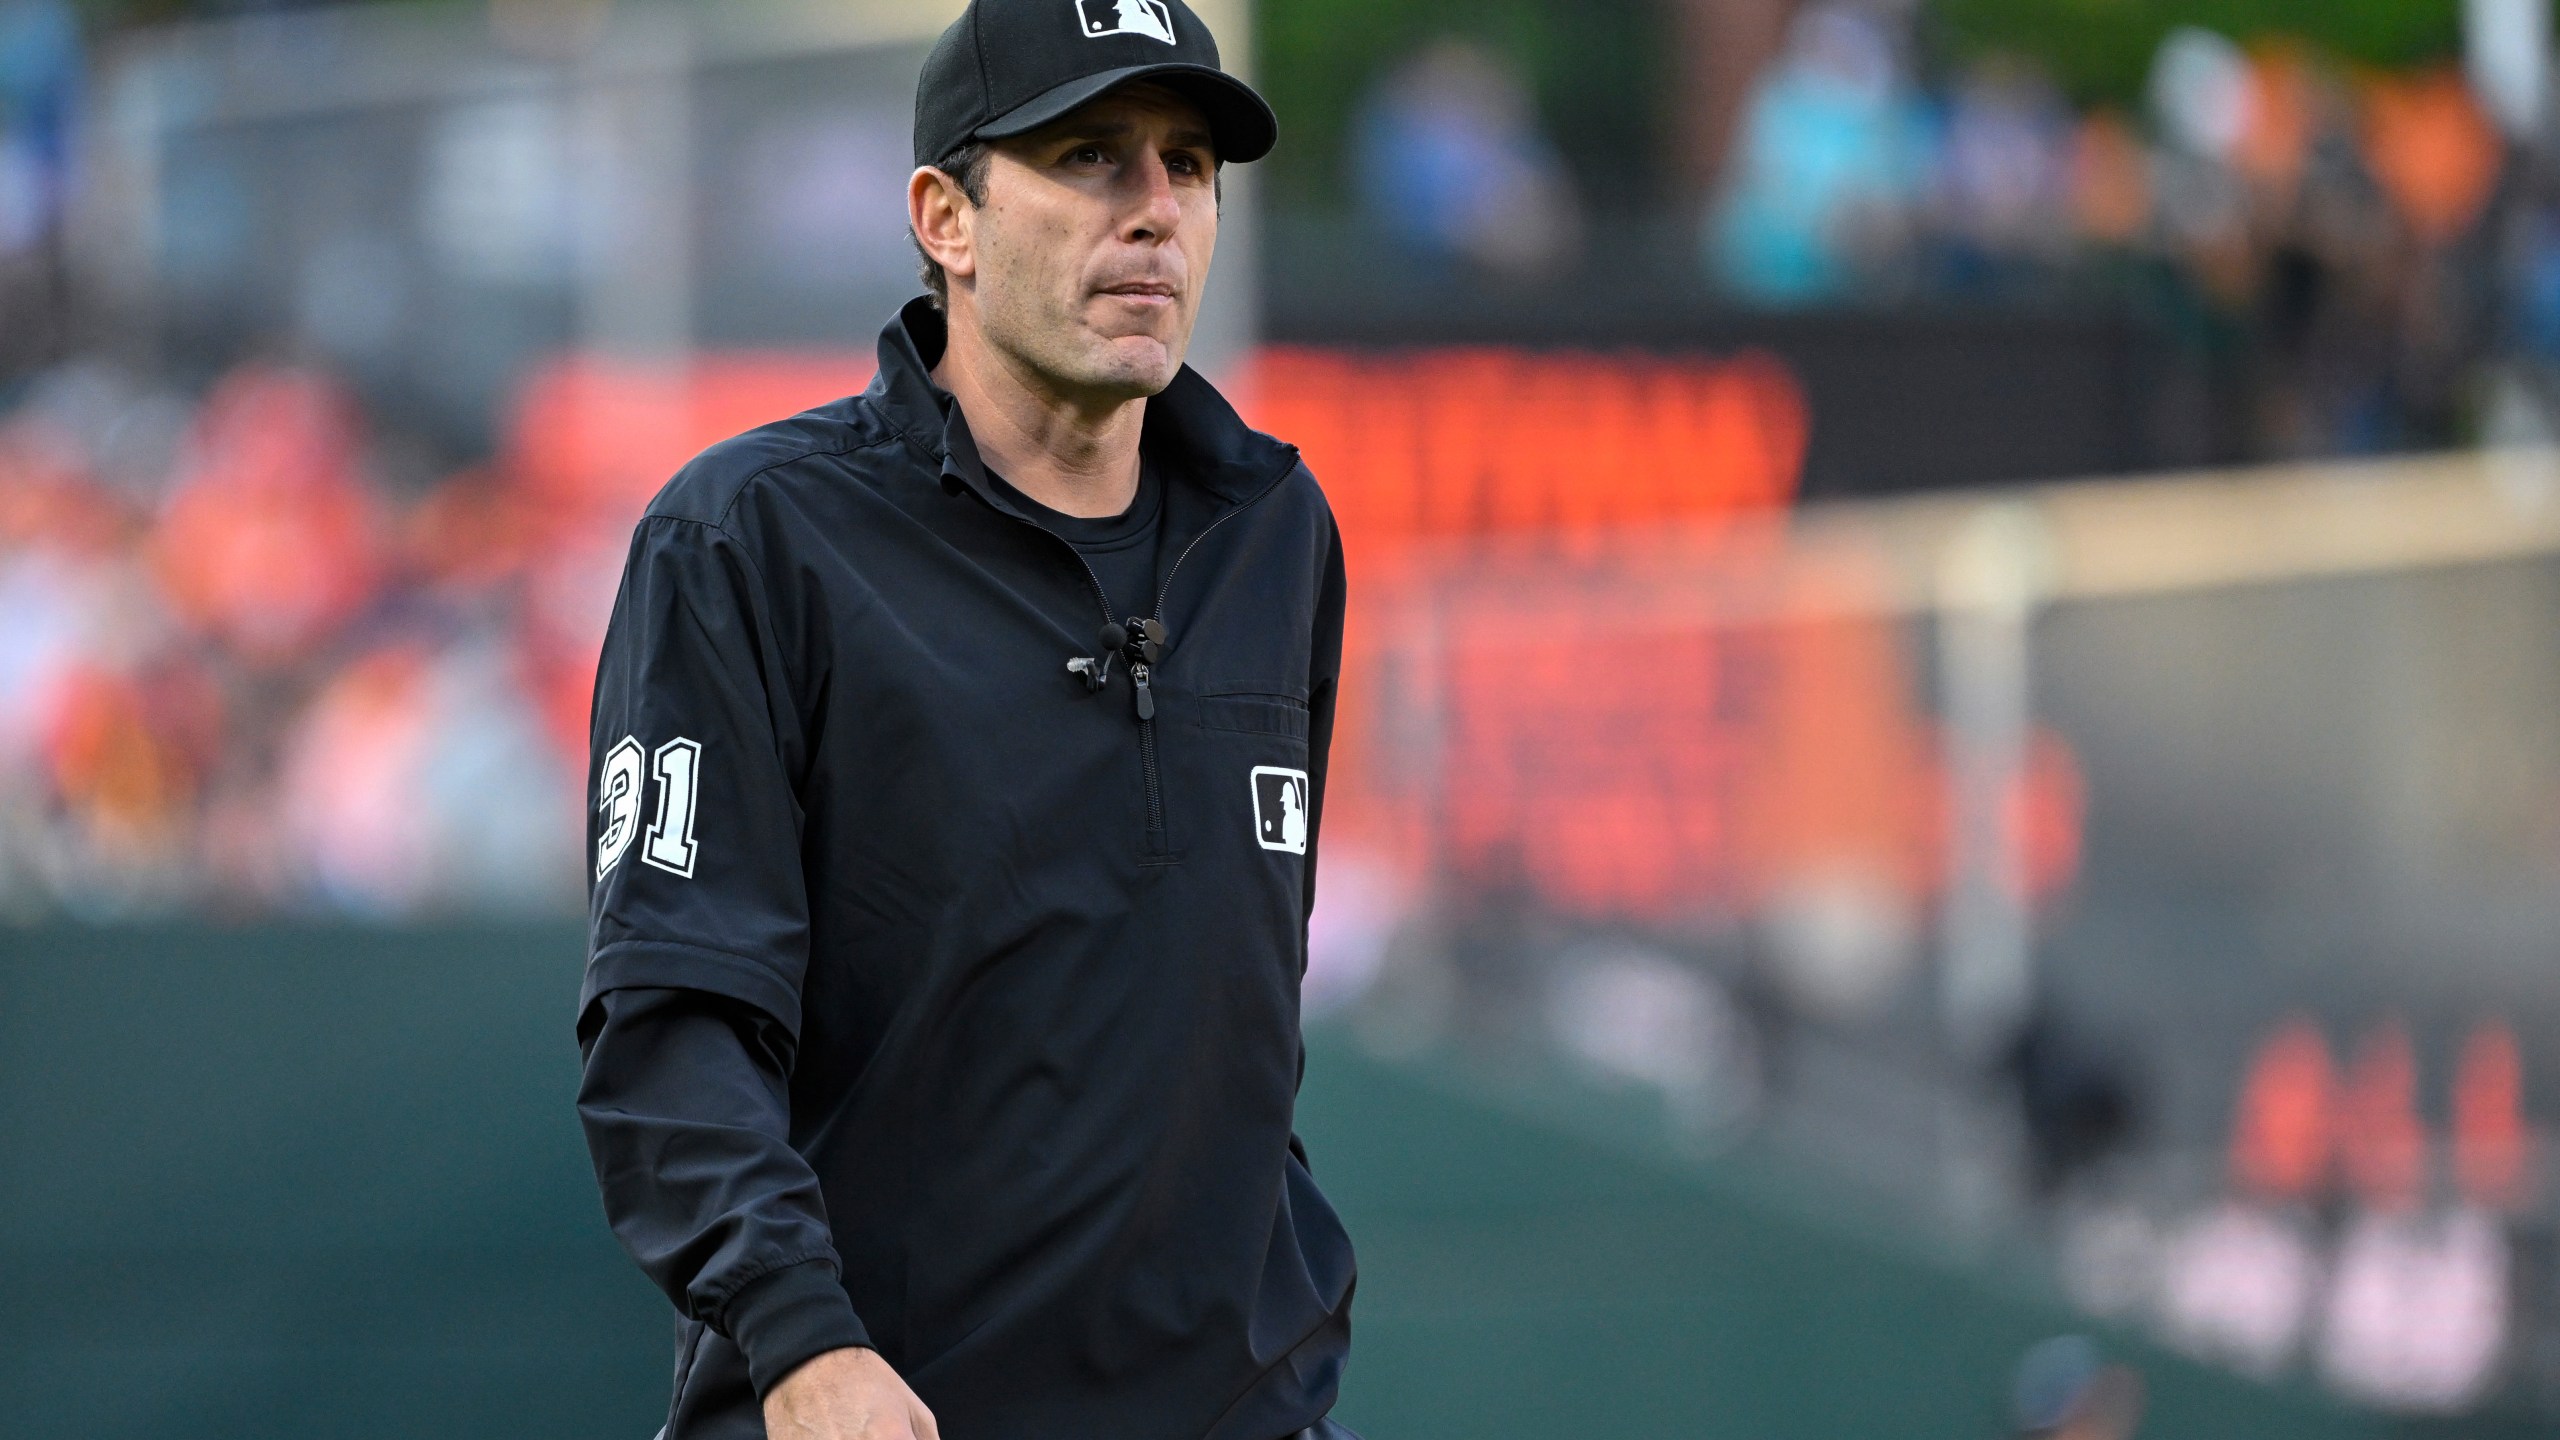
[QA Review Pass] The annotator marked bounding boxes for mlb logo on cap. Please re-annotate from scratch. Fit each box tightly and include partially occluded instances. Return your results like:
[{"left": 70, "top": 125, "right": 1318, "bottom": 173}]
[
  {"left": 912, "top": 0, "right": 1277, "bottom": 168},
  {"left": 1080, "top": 0, "right": 1176, "bottom": 44},
  {"left": 1251, "top": 766, "right": 1310, "bottom": 855}
]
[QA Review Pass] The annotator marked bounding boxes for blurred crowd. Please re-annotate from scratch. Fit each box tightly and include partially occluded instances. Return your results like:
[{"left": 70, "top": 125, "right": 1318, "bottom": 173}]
[
  {"left": 2057, "top": 1017, "right": 2538, "bottom": 1416},
  {"left": 0, "top": 360, "right": 594, "bottom": 918},
  {"left": 1353, "top": 1, "right": 2549, "bottom": 461},
  {"left": 1717, "top": 3, "right": 2533, "bottom": 460},
  {"left": 1, "top": 0, "right": 2556, "bottom": 922}
]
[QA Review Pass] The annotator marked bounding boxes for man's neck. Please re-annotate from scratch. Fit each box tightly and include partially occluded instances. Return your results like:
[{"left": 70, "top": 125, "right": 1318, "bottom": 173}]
[{"left": 932, "top": 309, "right": 1145, "bottom": 520}]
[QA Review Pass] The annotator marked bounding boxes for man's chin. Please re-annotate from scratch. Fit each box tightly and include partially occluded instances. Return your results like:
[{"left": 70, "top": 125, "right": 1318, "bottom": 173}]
[{"left": 1080, "top": 336, "right": 1184, "bottom": 397}]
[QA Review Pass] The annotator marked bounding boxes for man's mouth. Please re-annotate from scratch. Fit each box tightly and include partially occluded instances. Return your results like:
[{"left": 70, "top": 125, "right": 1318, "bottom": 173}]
[{"left": 1097, "top": 281, "right": 1178, "bottom": 301}]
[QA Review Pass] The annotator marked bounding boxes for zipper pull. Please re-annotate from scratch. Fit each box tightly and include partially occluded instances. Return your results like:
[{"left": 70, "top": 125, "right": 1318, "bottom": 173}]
[
  {"left": 1131, "top": 617, "right": 1167, "bottom": 664},
  {"left": 1130, "top": 662, "right": 1156, "bottom": 721}
]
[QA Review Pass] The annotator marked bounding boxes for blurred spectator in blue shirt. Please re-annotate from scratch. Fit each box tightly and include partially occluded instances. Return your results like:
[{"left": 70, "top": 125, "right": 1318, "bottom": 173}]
[
  {"left": 0, "top": 0, "right": 75, "bottom": 255},
  {"left": 1931, "top": 57, "right": 2073, "bottom": 294},
  {"left": 1352, "top": 36, "right": 1584, "bottom": 280},
  {"left": 1706, "top": 2, "right": 1927, "bottom": 304},
  {"left": 0, "top": 0, "right": 77, "bottom": 381}
]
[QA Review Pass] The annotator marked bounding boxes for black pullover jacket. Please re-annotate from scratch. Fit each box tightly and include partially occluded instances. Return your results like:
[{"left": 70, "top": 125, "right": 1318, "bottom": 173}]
[{"left": 576, "top": 299, "right": 1354, "bottom": 1440}]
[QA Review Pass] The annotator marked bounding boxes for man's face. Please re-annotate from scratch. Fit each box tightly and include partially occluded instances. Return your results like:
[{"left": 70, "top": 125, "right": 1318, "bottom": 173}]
[{"left": 947, "top": 85, "right": 1219, "bottom": 402}]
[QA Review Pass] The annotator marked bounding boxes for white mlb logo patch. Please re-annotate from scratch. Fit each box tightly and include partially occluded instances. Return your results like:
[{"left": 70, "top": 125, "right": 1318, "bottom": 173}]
[
  {"left": 1251, "top": 766, "right": 1309, "bottom": 854},
  {"left": 1078, "top": 0, "right": 1176, "bottom": 44}
]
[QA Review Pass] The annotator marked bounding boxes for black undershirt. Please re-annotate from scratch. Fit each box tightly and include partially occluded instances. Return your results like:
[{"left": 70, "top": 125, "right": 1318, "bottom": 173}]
[{"left": 990, "top": 458, "right": 1165, "bottom": 623}]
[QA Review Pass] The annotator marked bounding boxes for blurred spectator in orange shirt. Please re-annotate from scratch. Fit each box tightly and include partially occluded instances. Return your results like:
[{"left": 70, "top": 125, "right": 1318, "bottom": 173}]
[{"left": 153, "top": 366, "right": 385, "bottom": 670}]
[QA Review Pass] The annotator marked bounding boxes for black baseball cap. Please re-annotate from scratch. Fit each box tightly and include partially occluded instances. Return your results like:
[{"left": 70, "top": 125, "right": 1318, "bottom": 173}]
[{"left": 913, "top": 0, "right": 1278, "bottom": 169}]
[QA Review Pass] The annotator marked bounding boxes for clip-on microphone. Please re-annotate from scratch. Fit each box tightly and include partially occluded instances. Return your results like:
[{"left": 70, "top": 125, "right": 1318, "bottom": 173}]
[{"left": 1068, "top": 621, "right": 1135, "bottom": 693}]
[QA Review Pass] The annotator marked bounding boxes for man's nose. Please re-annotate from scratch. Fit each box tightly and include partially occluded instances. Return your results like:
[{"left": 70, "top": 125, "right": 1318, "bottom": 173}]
[{"left": 1120, "top": 151, "right": 1183, "bottom": 242}]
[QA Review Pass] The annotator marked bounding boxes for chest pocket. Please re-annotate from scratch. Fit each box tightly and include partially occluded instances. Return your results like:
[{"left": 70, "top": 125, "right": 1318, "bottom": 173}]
[{"left": 1194, "top": 680, "right": 1310, "bottom": 741}]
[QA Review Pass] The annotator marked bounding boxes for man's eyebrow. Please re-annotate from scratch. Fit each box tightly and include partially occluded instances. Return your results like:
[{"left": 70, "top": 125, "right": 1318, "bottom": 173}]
[
  {"left": 1044, "top": 118, "right": 1217, "bottom": 154},
  {"left": 1054, "top": 118, "right": 1134, "bottom": 142}
]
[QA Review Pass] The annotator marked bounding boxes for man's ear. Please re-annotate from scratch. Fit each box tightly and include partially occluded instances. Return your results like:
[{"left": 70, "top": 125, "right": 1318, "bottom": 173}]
[{"left": 908, "top": 166, "right": 977, "bottom": 286}]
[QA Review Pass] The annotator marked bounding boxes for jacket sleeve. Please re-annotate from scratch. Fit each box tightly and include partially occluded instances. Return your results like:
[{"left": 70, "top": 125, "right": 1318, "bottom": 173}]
[
  {"left": 1301, "top": 508, "right": 1348, "bottom": 939},
  {"left": 577, "top": 987, "right": 871, "bottom": 1394},
  {"left": 576, "top": 514, "right": 867, "bottom": 1395},
  {"left": 1290, "top": 506, "right": 1349, "bottom": 1175}
]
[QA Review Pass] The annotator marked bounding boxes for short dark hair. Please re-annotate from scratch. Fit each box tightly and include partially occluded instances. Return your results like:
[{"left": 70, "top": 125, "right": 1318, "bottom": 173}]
[{"left": 913, "top": 142, "right": 994, "bottom": 311}]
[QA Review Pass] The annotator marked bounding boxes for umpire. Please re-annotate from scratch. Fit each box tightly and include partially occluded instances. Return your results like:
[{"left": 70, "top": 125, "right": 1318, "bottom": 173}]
[{"left": 575, "top": 2, "right": 1355, "bottom": 1437}]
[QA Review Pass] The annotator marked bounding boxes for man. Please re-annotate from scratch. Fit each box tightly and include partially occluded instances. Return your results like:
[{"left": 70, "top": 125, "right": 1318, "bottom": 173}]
[{"left": 574, "top": 2, "right": 1356, "bottom": 1438}]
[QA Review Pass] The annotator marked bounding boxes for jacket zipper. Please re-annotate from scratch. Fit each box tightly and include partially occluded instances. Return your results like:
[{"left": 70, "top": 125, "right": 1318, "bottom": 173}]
[
  {"left": 1133, "top": 663, "right": 1163, "bottom": 832},
  {"left": 1121, "top": 497, "right": 1266, "bottom": 840},
  {"left": 999, "top": 515, "right": 1172, "bottom": 840},
  {"left": 998, "top": 461, "right": 1295, "bottom": 846}
]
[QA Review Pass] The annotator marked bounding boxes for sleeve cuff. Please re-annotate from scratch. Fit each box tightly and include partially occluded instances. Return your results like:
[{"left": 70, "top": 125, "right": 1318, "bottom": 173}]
[
  {"left": 724, "top": 1259, "right": 873, "bottom": 1398},
  {"left": 583, "top": 937, "right": 805, "bottom": 1039}
]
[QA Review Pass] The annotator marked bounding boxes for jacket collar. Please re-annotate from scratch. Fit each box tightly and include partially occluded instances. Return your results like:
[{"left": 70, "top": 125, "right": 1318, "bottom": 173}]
[{"left": 867, "top": 296, "right": 1297, "bottom": 512}]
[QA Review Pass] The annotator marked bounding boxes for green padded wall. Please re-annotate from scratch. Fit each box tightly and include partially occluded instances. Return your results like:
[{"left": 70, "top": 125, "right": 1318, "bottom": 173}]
[{"left": 0, "top": 926, "right": 2387, "bottom": 1439}]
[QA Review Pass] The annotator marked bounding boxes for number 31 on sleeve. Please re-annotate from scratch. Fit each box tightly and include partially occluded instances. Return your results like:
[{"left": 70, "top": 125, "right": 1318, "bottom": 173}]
[{"left": 596, "top": 736, "right": 703, "bottom": 881}]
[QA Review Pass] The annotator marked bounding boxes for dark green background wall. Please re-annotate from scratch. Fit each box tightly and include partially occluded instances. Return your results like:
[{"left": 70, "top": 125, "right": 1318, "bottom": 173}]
[{"left": 0, "top": 927, "right": 2396, "bottom": 1439}]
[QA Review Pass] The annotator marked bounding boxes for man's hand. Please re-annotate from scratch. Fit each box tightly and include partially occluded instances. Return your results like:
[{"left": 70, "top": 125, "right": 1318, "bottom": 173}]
[{"left": 762, "top": 1346, "right": 939, "bottom": 1440}]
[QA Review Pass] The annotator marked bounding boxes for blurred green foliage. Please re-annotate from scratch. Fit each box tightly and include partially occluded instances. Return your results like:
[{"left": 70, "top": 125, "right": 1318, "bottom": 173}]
[
  {"left": 1927, "top": 0, "right": 2466, "bottom": 104},
  {"left": 1255, "top": 0, "right": 1670, "bottom": 210}
]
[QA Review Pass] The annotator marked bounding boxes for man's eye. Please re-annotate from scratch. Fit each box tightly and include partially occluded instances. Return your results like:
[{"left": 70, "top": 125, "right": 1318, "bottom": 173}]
[
  {"left": 1067, "top": 146, "right": 1107, "bottom": 165},
  {"left": 1167, "top": 153, "right": 1204, "bottom": 177}
]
